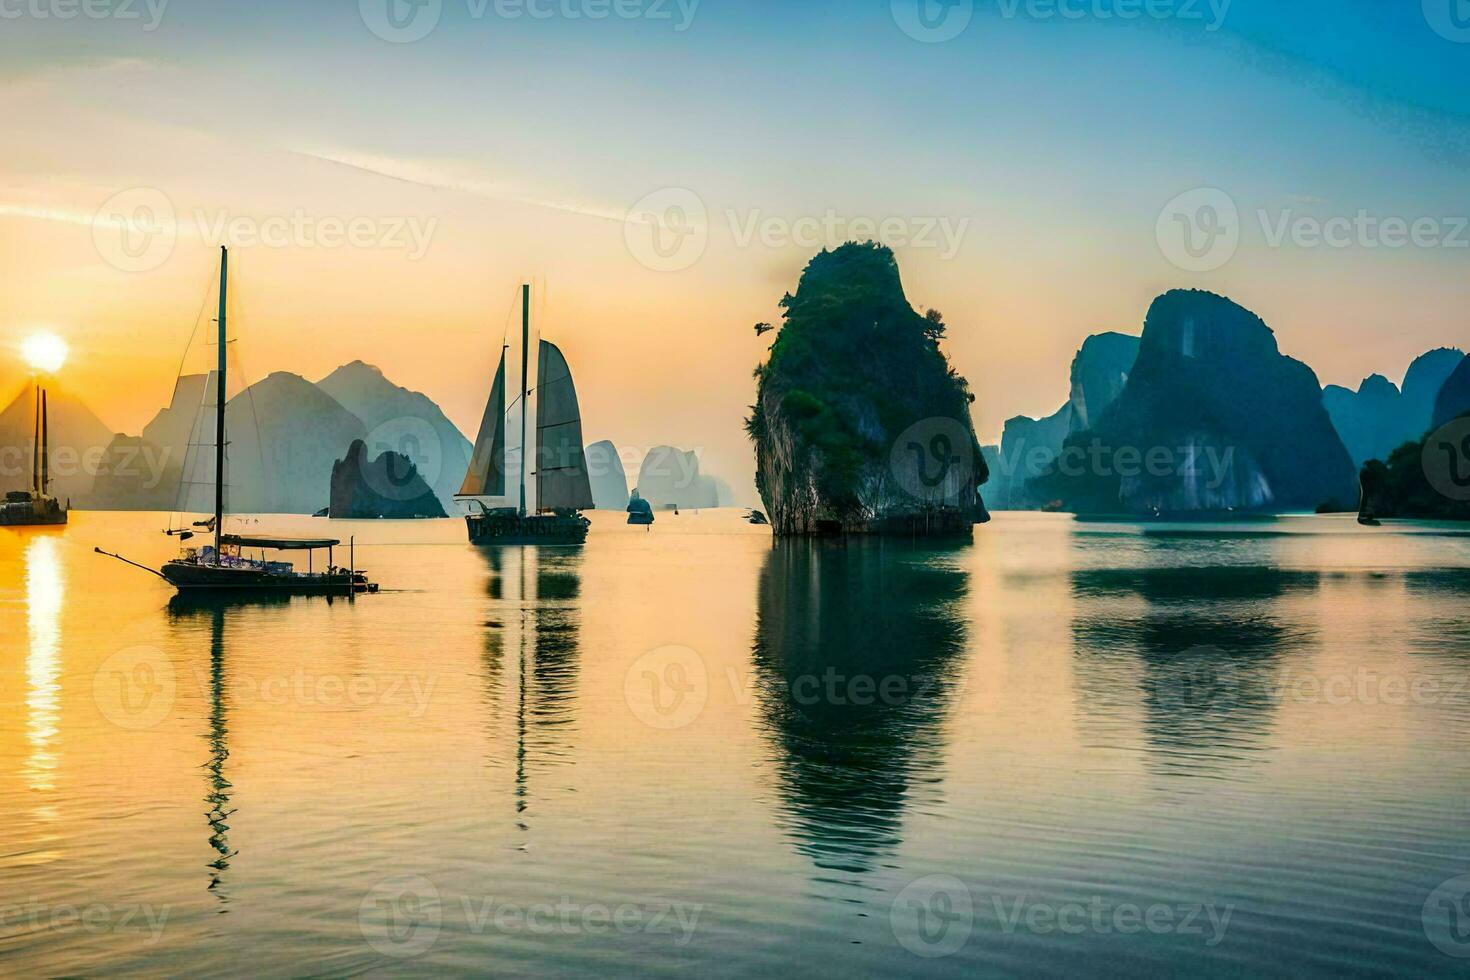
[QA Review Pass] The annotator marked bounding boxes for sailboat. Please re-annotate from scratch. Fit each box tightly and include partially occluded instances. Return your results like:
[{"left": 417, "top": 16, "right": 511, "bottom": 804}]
[
  {"left": 456, "top": 284, "right": 594, "bottom": 546},
  {"left": 97, "top": 247, "right": 377, "bottom": 595},
  {"left": 0, "top": 385, "right": 68, "bottom": 526}
]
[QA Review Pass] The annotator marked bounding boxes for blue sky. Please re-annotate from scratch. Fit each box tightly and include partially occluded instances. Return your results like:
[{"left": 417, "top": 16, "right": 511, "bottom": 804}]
[{"left": 1, "top": 0, "right": 1465, "bottom": 491}]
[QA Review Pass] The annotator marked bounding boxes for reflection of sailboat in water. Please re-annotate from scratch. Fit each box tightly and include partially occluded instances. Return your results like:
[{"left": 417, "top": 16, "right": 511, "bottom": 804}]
[
  {"left": 751, "top": 540, "right": 968, "bottom": 874},
  {"left": 167, "top": 597, "right": 256, "bottom": 903},
  {"left": 456, "top": 284, "right": 594, "bottom": 546},
  {"left": 478, "top": 546, "right": 583, "bottom": 831}
]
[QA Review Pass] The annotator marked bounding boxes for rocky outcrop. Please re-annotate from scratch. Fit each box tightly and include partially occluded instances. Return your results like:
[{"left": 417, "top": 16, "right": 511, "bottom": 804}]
[
  {"left": 1405, "top": 348, "right": 1465, "bottom": 432},
  {"left": 1068, "top": 332, "right": 1140, "bottom": 433},
  {"left": 1433, "top": 355, "right": 1470, "bottom": 430},
  {"left": 987, "top": 331, "right": 1138, "bottom": 509},
  {"left": 1323, "top": 348, "right": 1466, "bottom": 468},
  {"left": 747, "top": 243, "right": 987, "bottom": 535},
  {"left": 317, "top": 361, "right": 472, "bottom": 514},
  {"left": 329, "top": 439, "right": 446, "bottom": 519},
  {"left": 636, "top": 446, "right": 721, "bottom": 510},
  {"left": 584, "top": 439, "right": 629, "bottom": 509},
  {"left": 1323, "top": 374, "right": 1407, "bottom": 469},
  {"left": 1033, "top": 290, "right": 1357, "bottom": 515}
]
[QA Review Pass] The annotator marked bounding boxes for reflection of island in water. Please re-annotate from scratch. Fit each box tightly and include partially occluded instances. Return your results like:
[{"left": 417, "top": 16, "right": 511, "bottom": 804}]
[
  {"left": 477, "top": 546, "right": 584, "bottom": 830},
  {"left": 751, "top": 540, "right": 969, "bottom": 875},
  {"left": 1070, "top": 560, "right": 1321, "bottom": 778}
]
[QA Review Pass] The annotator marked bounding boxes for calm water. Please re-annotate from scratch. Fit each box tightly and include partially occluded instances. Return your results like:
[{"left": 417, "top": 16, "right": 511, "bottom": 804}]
[{"left": 3, "top": 511, "right": 1470, "bottom": 977}]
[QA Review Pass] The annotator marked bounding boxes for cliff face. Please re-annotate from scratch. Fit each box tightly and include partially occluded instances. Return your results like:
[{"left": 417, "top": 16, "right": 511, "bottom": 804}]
[
  {"left": 1433, "top": 355, "right": 1470, "bottom": 430},
  {"left": 1034, "top": 290, "right": 1357, "bottom": 514},
  {"left": 1068, "top": 332, "right": 1140, "bottom": 434},
  {"left": 987, "top": 331, "right": 1138, "bottom": 510},
  {"left": 1323, "top": 348, "right": 1466, "bottom": 468},
  {"left": 1323, "top": 374, "right": 1405, "bottom": 469},
  {"left": 747, "top": 243, "right": 987, "bottom": 535},
  {"left": 584, "top": 439, "right": 629, "bottom": 509},
  {"left": 1404, "top": 348, "right": 1465, "bottom": 432},
  {"left": 329, "top": 439, "right": 446, "bottom": 519}
]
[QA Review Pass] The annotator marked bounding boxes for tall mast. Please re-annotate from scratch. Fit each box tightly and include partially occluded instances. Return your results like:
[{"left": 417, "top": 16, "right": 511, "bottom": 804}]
[
  {"left": 40, "top": 389, "right": 49, "bottom": 495},
  {"left": 31, "top": 384, "right": 40, "bottom": 495},
  {"left": 518, "top": 283, "right": 529, "bottom": 517},
  {"left": 214, "top": 246, "right": 228, "bottom": 556}
]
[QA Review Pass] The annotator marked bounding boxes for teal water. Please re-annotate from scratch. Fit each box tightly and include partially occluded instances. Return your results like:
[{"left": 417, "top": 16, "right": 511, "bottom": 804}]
[{"left": 2, "top": 511, "right": 1469, "bottom": 976}]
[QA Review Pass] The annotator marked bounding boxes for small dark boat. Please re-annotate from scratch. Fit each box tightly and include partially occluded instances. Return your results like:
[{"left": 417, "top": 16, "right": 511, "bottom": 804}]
[
  {"left": 746, "top": 509, "right": 769, "bottom": 526},
  {"left": 456, "top": 284, "right": 595, "bottom": 547},
  {"left": 627, "top": 490, "right": 655, "bottom": 526},
  {"left": 0, "top": 386, "right": 68, "bottom": 527}
]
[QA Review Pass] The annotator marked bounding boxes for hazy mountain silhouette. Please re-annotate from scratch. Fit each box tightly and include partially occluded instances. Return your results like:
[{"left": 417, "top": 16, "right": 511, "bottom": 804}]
[
  {"left": 0, "top": 383, "right": 115, "bottom": 503},
  {"left": 223, "top": 371, "right": 366, "bottom": 514},
  {"left": 1432, "top": 354, "right": 1470, "bottom": 430},
  {"left": 989, "top": 332, "right": 1138, "bottom": 509},
  {"left": 1034, "top": 290, "right": 1357, "bottom": 514},
  {"left": 317, "top": 360, "right": 471, "bottom": 514},
  {"left": 636, "top": 446, "right": 722, "bottom": 509},
  {"left": 584, "top": 439, "right": 629, "bottom": 509},
  {"left": 1323, "top": 347, "right": 1465, "bottom": 467}
]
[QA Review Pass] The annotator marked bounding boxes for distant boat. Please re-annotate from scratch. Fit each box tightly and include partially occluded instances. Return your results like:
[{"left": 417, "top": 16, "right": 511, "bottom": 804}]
[
  {"left": 96, "top": 247, "right": 377, "bottom": 596},
  {"left": 455, "top": 284, "right": 593, "bottom": 546},
  {"left": 0, "top": 385, "right": 68, "bottom": 527},
  {"left": 627, "top": 489, "right": 654, "bottom": 526}
]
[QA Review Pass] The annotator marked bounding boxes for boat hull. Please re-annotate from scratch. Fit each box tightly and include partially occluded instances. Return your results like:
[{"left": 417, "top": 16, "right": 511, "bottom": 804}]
[
  {"left": 161, "top": 560, "right": 368, "bottom": 595},
  {"left": 0, "top": 498, "right": 68, "bottom": 526},
  {"left": 466, "top": 512, "right": 589, "bottom": 546}
]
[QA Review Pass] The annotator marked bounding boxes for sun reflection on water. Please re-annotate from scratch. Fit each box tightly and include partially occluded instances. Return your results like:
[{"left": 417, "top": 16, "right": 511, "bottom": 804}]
[{"left": 24, "top": 535, "right": 64, "bottom": 795}]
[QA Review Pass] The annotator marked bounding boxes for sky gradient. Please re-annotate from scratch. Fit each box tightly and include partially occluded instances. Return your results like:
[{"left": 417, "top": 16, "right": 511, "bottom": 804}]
[{"left": 2, "top": 0, "right": 1467, "bottom": 497}]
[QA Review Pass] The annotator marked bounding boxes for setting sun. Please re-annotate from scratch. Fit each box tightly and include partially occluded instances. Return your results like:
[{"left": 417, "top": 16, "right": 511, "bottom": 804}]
[{"left": 21, "top": 333, "right": 68, "bottom": 374}]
